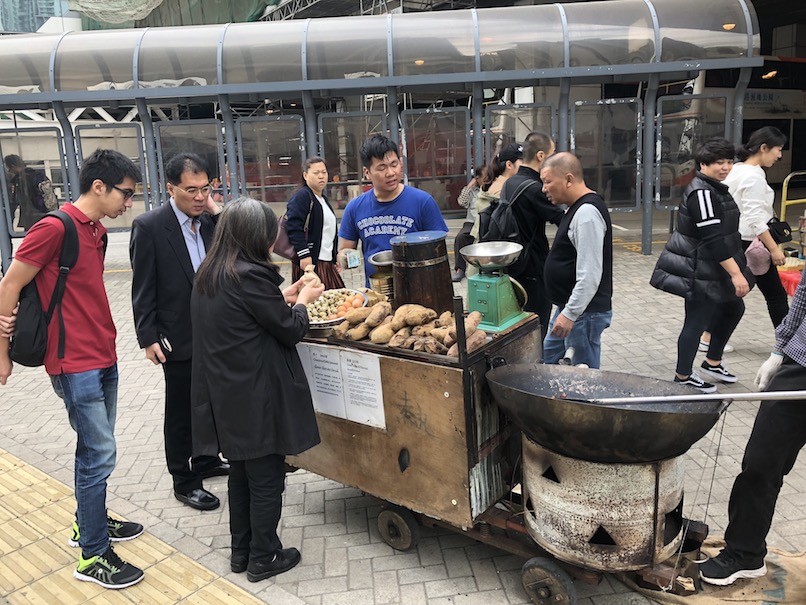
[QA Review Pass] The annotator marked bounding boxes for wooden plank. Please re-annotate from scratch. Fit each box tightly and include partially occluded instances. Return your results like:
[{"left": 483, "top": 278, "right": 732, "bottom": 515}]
[{"left": 290, "top": 355, "right": 473, "bottom": 527}]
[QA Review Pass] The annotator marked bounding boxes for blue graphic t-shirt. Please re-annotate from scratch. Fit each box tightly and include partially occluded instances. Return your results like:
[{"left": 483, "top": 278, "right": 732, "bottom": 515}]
[{"left": 339, "top": 185, "right": 448, "bottom": 283}]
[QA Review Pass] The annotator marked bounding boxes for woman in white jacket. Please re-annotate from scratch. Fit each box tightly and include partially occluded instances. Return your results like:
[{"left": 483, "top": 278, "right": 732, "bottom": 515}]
[{"left": 724, "top": 126, "right": 789, "bottom": 327}]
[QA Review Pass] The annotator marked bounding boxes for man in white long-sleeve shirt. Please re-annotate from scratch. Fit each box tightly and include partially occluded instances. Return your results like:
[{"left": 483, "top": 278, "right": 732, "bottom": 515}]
[{"left": 540, "top": 152, "right": 613, "bottom": 369}]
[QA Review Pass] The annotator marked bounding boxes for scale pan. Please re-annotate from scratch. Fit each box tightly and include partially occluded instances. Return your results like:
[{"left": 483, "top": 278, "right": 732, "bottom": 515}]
[{"left": 460, "top": 241, "right": 523, "bottom": 270}]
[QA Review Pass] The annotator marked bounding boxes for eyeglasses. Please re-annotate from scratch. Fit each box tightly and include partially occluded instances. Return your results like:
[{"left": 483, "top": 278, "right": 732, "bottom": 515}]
[
  {"left": 173, "top": 184, "right": 212, "bottom": 197},
  {"left": 111, "top": 185, "right": 135, "bottom": 200}
]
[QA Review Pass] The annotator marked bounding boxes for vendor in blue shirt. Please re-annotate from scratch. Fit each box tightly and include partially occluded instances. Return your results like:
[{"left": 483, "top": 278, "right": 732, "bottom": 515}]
[{"left": 338, "top": 134, "right": 448, "bottom": 285}]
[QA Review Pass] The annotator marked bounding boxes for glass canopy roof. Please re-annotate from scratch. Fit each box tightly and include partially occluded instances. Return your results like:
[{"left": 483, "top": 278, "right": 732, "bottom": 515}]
[{"left": 0, "top": 0, "right": 759, "bottom": 101}]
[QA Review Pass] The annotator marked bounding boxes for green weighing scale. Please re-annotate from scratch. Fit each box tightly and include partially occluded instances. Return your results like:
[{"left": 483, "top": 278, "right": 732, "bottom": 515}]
[{"left": 460, "top": 241, "right": 530, "bottom": 332}]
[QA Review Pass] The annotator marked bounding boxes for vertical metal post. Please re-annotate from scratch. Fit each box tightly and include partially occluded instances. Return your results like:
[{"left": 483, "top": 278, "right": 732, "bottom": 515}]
[
  {"left": 52, "top": 102, "right": 80, "bottom": 202},
  {"left": 730, "top": 67, "right": 752, "bottom": 145},
  {"left": 472, "top": 82, "right": 483, "bottom": 174},
  {"left": 558, "top": 79, "right": 571, "bottom": 152},
  {"left": 302, "top": 90, "right": 318, "bottom": 157},
  {"left": 0, "top": 193, "right": 11, "bottom": 273},
  {"left": 387, "top": 87, "right": 399, "bottom": 146},
  {"left": 136, "top": 98, "right": 161, "bottom": 210},
  {"left": 641, "top": 73, "right": 659, "bottom": 255},
  {"left": 218, "top": 94, "right": 240, "bottom": 200}
]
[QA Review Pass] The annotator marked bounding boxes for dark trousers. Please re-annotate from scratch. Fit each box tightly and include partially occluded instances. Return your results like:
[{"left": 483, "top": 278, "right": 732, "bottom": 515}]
[
  {"left": 229, "top": 454, "right": 286, "bottom": 563},
  {"left": 725, "top": 357, "right": 806, "bottom": 562},
  {"left": 162, "top": 360, "right": 219, "bottom": 493},
  {"left": 676, "top": 297, "right": 744, "bottom": 376},
  {"left": 519, "top": 273, "right": 551, "bottom": 338},
  {"left": 454, "top": 222, "right": 474, "bottom": 272},
  {"left": 749, "top": 252, "right": 789, "bottom": 328}
]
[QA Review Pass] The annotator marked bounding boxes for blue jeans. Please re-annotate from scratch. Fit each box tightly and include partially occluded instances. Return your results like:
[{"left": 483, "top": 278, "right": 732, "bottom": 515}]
[
  {"left": 543, "top": 307, "right": 612, "bottom": 369},
  {"left": 51, "top": 365, "right": 118, "bottom": 557}
]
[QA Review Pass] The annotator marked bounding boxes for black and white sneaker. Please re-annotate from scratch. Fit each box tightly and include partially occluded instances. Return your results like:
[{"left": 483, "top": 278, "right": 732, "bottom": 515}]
[
  {"left": 699, "top": 361, "right": 738, "bottom": 384},
  {"left": 74, "top": 545, "right": 144, "bottom": 589},
  {"left": 674, "top": 373, "right": 717, "bottom": 394},
  {"left": 699, "top": 550, "right": 766, "bottom": 586}
]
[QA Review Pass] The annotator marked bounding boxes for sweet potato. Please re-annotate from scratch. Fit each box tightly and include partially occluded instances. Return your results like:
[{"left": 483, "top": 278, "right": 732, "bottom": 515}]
[
  {"left": 448, "top": 311, "right": 483, "bottom": 341},
  {"left": 444, "top": 333, "right": 456, "bottom": 348},
  {"left": 332, "top": 320, "right": 351, "bottom": 339},
  {"left": 358, "top": 287, "right": 388, "bottom": 307},
  {"left": 435, "top": 311, "right": 454, "bottom": 328},
  {"left": 344, "top": 306, "right": 373, "bottom": 325},
  {"left": 365, "top": 301, "right": 392, "bottom": 328},
  {"left": 447, "top": 329, "right": 487, "bottom": 357},
  {"left": 430, "top": 326, "right": 452, "bottom": 344},
  {"left": 387, "top": 327, "right": 412, "bottom": 348},
  {"left": 422, "top": 336, "right": 448, "bottom": 355},
  {"left": 412, "top": 320, "right": 436, "bottom": 337},
  {"left": 346, "top": 322, "right": 372, "bottom": 341},
  {"left": 390, "top": 304, "right": 419, "bottom": 332},
  {"left": 369, "top": 318, "right": 395, "bottom": 344},
  {"left": 401, "top": 336, "right": 419, "bottom": 349},
  {"left": 404, "top": 307, "right": 437, "bottom": 327}
]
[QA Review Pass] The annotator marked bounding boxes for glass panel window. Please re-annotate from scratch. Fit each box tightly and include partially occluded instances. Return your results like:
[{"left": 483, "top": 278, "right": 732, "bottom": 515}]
[
  {"left": 55, "top": 30, "right": 142, "bottom": 92},
  {"left": 156, "top": 120, "right": 224, "bottom": 204},
  {"left": 486, "top": 105, "right": 555, "bottom": 162},
  {"left": 654, "top": 0, "right": 754, "bottom": 61},
  {"left": 402, "top": 108, "right": 471, "bottom": 211},
  {"left": 0, "top": 34, "right": 59, "bottom": 94},
  {"left": 76, "top": 124, "right": 148, "bottom": 223},
  {"left": 222, "top": 21, "right": 305, "bottom": 84},
  {"left": 138, "top": 26, "right": 222, "bottom": 87},
  {"left": 392, "top": 12, "right": 474, "bottom": 76},
  {"left": 1, "top": 129, "right": 66, "bottom": 235},
  {"left": 237, "top": 117, "right": 305, "bottom": 217},
  {"left": 477, "top": 6, "right": 564, "bottom": 71},
  {"left": 656, "top": 95, "right": 728, "bottom": 208},
  {"left": 564, "top": 0, "right": 655, "bottom": 67},
  {"left": 319, "top": 112, "right": 387, "bottom": 209},
  {"left": 572, "top": 100, "right": 642, "bottom": 210}
]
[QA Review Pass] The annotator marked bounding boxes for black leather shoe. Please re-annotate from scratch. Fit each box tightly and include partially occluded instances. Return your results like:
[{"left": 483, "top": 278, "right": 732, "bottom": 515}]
[
  {"left": 174, "top": 488, "right": 220, "bottom": 511},
  {"left": 247, "top": 547, "right": 301, "bottom": 582},
  {"left": 231, "top": 553, "right": 248, "bottom": 574},
  {"left": 197, "top": 461, "right": 230, "bottom": 479}
]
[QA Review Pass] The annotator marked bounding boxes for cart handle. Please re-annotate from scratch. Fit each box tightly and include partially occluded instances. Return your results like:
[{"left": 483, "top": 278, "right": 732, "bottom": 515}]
[{"left": 589, "top": 390, "right": 806, "bottom": 406}]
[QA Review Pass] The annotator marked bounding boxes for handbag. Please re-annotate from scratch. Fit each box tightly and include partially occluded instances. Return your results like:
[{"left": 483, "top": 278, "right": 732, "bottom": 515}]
[
  {"left": 745, "top": 237, "right": 771, "bottom": 276},
  {"left": 274, "top": 194, "right": 314, "bottom": 260},
  {"left": 767, "top": 216, "right": 793, "bottom": 244}
]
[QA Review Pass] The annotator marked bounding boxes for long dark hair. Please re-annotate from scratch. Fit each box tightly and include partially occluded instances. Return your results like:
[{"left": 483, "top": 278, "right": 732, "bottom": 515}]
[
  {"left": 195, "top": 197, "right": 279, "bottom": 296},
  {"left": 480, "top": 157, "right": 505, "bottom": 192},
  {"left": 736, "top": 126, "right": 787, "bottom": 162}
]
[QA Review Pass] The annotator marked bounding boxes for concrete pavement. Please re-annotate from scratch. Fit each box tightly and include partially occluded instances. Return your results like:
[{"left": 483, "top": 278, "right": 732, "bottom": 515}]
[{"left": 1, "top": 217, "right": 805, "bottom": 605}]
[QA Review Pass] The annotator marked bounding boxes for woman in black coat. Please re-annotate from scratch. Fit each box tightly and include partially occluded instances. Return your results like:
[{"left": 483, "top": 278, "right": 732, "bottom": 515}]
[
  {"left": 190, "top": 197, "right": 324, "bottom": 582},
  {"left": 286, "top": 156, "right": 344, "bottom": 289}
]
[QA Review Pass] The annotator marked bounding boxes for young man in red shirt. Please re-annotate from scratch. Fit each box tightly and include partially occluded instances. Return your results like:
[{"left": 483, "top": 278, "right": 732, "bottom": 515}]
[{"left": 0, "top": 149, "right": 145, "bottom": 589}]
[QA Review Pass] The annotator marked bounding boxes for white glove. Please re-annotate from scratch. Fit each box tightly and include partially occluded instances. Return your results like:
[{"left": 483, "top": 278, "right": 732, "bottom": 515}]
[{"left": 755, "top": 353, "right": 783, "bottom": 390}]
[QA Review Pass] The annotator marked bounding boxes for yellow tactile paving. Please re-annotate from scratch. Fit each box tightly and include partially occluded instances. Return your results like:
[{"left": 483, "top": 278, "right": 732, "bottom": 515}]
[{"left": 0, "top": 449, "right": 265, "bottom": 605}]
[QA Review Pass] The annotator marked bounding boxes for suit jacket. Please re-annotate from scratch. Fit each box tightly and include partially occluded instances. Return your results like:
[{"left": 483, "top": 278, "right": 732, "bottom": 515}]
[{"left": 130, "top": 202, "right": 218, "bottom": 361}]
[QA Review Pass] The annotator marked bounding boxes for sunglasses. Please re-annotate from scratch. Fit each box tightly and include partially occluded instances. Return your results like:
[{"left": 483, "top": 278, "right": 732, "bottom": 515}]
[{"left": 111, "top": 185, "right": 135, "bottom": 200}]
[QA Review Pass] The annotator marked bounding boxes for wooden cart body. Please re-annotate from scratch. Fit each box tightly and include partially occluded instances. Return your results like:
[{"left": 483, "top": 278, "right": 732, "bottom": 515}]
[{"left": 290, "top": 315, "right": 541, "bottom": 528}]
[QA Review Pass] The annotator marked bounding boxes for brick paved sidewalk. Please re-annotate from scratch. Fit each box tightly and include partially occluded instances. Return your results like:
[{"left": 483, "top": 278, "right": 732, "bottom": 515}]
[{"left": 1, "top": 226, "right": 804, "bottom": 605}]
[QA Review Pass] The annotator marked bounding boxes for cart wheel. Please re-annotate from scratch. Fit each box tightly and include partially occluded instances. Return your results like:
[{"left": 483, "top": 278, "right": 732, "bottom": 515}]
[
  {"left": 377, "top": 505, "right": 420, "bottom": 551},
  {"left": 521, "top": 557, "right": 576, "bottom": 605}
]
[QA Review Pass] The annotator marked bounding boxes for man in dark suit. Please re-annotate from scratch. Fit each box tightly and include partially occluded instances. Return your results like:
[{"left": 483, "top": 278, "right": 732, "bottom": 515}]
[{"left": 130, "top": 152, "right": 229, "bottom": 511}]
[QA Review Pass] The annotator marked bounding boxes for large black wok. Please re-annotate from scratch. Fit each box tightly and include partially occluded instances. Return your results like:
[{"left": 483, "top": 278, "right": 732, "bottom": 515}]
[{"left": 486, "top": 364, "right": 729, "bottom": 464}]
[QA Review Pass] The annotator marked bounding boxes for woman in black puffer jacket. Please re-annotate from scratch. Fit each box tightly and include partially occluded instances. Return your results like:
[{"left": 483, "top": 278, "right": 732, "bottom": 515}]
[{"left": 651, "top": 138, "right": 754, "bottom": 393}]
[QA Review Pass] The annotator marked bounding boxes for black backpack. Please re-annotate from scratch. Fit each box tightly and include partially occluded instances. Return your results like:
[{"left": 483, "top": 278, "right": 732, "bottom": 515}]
[
  {"left": 10, "top": 211, "right": 79, "bottom": 367},
  {"left": 478, "top": 180, "right": 535, "bottom": 275}
]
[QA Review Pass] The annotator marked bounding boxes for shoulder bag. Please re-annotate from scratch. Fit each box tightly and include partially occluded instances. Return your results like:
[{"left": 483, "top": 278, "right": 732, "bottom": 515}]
[
  {"left": 274, "top": 193, "right": 314, "bottom": 260},
  {"left": 767, "top": 216, "right": 792, "bottom": 244}
]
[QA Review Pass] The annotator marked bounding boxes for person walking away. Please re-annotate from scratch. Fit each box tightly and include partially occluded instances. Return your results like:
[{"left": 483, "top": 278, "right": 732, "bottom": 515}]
[
  {"left": 0, "top": 149, "right": 145, "bottom": 589},
  {"left": 540, "top": 152, "right": 613, "bottom": 369},
  {"left": 190, "top": 198, "right": 324, "bottom": 582},
  {"left": 699, "top": 265, "right": 806, "bottom": 586},
  {"left": 451, "top": 165, "right": 485, "bottom": 282},
  {"left": 286, "top": 156, "right": 344, "bottom": 289},
  {"left": 4, "top": 154, "right": 51, "bottom": 230},
  {"left": 338, "top": 134, "right": 447, "bottom": 286},
  {"left": 500, "top": 132, "right": 563, "bottom": 336},
  {"left": 724, "top": 126, "right": 789, "bottom": 327},
  {"left": 650, "top": 137, "right": 753, "bottom": 393},
  {"left": 130, "top": 152, "right": 229, "bottom": 513}
]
